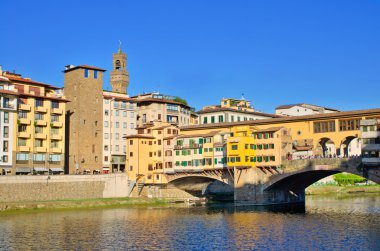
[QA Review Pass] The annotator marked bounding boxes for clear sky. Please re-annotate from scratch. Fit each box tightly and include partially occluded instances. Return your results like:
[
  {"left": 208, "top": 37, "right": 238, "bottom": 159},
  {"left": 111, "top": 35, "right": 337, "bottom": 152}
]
[{"left": 1, "top": 0, "right": 379, "bottom": 113}]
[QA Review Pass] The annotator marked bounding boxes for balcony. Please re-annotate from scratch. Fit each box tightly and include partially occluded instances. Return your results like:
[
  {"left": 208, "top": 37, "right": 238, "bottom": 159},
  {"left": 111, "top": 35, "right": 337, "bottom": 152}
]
[
  {"left": 51, "top": 121, "right": 63, "bottom": 127},
  {"left": 35, "top": 106, "right": 47, "bottom": 113},
  {"left": 19, "top": 104, "right": 31, "bottom": 111},
  {"left": 18, "top": 146, "right": 30, "bottom": 152},
  {"left": 35, "top": 146, "right": 47, "bottom": 152},
  {"left": 19, "top": 118, "right": 31, "bottom": 125},
  {"left": 174, "top": 143, "right": 202, "bottom": 150},
  {"left": 36, "top": 120, "right": 47, "bottom": 126},
  {"left": 35, "top": 133, "right": 47, "bottom": 139},
  {"left": 18, "top": 132, "right": 31, "bottom": 138},
  {"left": 52, "top": 108, "right": 63, "bottom": 114},
  {"left": 51, "top": 134, "right": 62, "bottom": 140},
  {"left": 51, "top": 148, "right": 62, "bottom": 153}
]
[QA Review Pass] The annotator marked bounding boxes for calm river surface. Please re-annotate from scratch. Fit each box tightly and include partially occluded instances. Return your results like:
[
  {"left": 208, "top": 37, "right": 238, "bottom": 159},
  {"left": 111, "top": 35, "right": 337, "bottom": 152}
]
[{"left": 0, "top": 195, "right": 379, "bottom": 250}]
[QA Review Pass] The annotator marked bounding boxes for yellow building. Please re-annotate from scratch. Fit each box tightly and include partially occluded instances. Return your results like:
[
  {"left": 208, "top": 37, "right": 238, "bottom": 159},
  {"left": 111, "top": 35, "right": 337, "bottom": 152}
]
[
  {"left": 126, "top": 122, "right": 179, "bottom": 185},
  {"left": 227, "top": 126, "right": 256, "bottom": 168},
  {"left": 4, "top": 72, "right": 67, "bottom": 175}
]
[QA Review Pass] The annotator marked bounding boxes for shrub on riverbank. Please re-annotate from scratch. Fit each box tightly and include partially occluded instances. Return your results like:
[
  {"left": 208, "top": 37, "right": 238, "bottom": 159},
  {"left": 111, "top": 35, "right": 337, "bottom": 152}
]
[{"left": 333, "top": 173, "right": 366, "bottom": 186}]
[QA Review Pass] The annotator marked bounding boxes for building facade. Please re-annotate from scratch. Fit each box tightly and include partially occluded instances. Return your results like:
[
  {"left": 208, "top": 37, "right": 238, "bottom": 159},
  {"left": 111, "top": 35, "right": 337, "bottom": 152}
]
[
  {"left": 275, "top": 103, "right": 340, "bottom": 117},
  {"left": 360, "top": 119, "right": 380, "bottom": 166},
  {"left": 132, "top": 93, "right": 194, "bottom": 127},
  {"left": 64, "top": 65, "right": 105, "bottom": 174},
  {"left": 102, "top": 91, "right": 137, "bottom": 173},
  {"left": 0, "top": 75, "right": 17, "bottom": 175},
  {"left": 1, "top": 71, "right": 67, "bottom": 175},
  {"left": 198, "top": 97, "right": 278, "bottom": 125},
  {"left": 125, "top": 122, "right": 178, "bottom": 185}
]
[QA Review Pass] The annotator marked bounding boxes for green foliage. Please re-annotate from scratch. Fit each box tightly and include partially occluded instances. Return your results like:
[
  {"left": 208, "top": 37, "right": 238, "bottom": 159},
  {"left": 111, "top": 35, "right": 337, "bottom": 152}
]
[
  {"left": 333, "top": 173, "right": 366, "bottom": 186},
  {"left": 174, "top": 96, "right": 188, "bottom": 106}
]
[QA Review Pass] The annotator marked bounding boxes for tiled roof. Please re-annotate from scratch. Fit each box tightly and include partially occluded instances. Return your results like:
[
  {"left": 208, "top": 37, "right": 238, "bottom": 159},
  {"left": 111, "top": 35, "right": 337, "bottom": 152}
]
[
  {"left": 197, "top": 106, "right": 279, "bottom": 118},
  {"left": 124, "top": 134, "right": 155, "bottom": 139},
  {"left": 6, "top": 75, "right": 60, "bottom": 90},
  {"left": 180, "top": 108, "right": 380, "bottom": 131},
  {"left": 134, "top": 97, "right": 190, "bottom": 108},
  {"left": 103, "top": 94, "right": 136, "bottom": 102},
  {"left": 276, "top": 103, "right": 340, "bottom": 112}
]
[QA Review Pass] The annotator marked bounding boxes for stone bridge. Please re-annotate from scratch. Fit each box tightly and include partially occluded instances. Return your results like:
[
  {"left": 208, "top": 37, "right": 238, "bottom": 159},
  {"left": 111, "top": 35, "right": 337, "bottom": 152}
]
[
  {"left": 164, "top": 168, "right": 234, "bottom": 197},
  {"left": 164, "top": 158, "right": 379, "bottom": 205},
  {"left": 234, "top": 158, "right": 380, "bottom": 205}
]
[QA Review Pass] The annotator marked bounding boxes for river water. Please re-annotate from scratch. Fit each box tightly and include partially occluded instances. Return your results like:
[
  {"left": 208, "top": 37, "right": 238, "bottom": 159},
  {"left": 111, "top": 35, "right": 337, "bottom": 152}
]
[{"left": 0, "top": 195, "right": 379, "bottom": 250}]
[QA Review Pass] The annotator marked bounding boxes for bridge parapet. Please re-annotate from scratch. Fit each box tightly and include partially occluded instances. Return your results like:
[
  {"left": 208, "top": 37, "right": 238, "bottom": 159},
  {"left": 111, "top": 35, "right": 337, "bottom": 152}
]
[{"left": 281, "top": 158, "right": 362, "bottom": 173}]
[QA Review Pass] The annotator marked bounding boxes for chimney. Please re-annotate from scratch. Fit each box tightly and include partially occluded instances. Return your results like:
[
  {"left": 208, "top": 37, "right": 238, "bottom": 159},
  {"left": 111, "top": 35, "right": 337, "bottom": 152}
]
[{"left": 65, "top": 65, "right": 75, "bottom": 70}]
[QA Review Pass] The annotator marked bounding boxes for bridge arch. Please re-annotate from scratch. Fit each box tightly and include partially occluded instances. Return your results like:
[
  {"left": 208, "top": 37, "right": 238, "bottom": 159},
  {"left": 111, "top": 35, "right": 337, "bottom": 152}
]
[
  {"left": 166, "top": 173, "right": 234, "bottom": 198},
  {"left": 264, "top": 165, "right": 379, "bottom": 195},
  {"left": 316, "top": 138, "right": 336, "bottom": 157},
  {"left": 339, "top": 136, "right": 360, "bottom": 157}
]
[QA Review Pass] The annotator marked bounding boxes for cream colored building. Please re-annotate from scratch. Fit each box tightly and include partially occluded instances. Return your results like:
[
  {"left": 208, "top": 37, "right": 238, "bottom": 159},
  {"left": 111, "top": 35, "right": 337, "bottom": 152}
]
[
  {"left": 198, "top": 97, "right": 278, "bottom": 125},
  {"left": 0, "top": 74, "right": 17, "bottom": 174},
  {"left": 360, "top": 119, "right": 380, "bottom": 166},
  {"left": 132, "top": 93, "right": 194, "bottom": 127},
  {"left": 102, "top": 91, "right": 137, "bottom": 173}
]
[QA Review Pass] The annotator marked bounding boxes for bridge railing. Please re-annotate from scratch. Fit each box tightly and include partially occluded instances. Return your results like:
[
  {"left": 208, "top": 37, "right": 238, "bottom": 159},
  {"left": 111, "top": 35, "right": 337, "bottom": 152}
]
[{"left": 281, "top": 157, "right": 362, "bottom": 171}]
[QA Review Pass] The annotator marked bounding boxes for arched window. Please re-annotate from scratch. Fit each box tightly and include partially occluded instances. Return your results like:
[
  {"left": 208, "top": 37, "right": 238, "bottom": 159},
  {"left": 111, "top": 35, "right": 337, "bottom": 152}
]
[{"left": 115, "top": 60, "right": 121, "bottom": 70}]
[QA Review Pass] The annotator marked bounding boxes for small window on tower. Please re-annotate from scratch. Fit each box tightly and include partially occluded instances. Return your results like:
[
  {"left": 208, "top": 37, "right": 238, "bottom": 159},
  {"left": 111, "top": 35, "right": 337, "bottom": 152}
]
[
  {"left": 84, "top": 69, "right": 89, "bottom": 78},
  {"left": 94, "top": 70, "right": 98, "bottom": 79},
  {"left": 116, "top": 60, "right": 121, "bottom": 70}
]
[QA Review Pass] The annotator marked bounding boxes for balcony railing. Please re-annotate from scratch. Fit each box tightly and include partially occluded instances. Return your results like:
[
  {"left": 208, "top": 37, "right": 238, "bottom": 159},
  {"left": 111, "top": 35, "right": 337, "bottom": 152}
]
[
  {"left": 18, "top": 132, "right": 31, "bottom": 138},
  {"left": 51, "top": 108, "right": 63, "bottom": 114},
  {"left": 19, "top": 104, "right": 31, "bottom": 111},
  {"left": 51, "top": 121, "right": 63, "bottom": 127},
  {"left": 35, "top": 106, "right": 47, "bottom": 113}
]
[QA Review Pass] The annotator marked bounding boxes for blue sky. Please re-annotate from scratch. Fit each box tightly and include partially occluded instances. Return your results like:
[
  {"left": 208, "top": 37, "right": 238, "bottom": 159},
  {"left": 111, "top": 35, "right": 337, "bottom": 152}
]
[{"left": 1, "top": 0, "right": 379, "bottom": 112}]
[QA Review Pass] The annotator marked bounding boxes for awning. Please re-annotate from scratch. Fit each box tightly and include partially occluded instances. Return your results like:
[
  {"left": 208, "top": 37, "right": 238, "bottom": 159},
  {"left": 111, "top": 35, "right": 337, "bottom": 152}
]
[
  {"left": 102, "top": 167, "right": 110, "bottom": 170},
  {"left": 16, "top": 167, "right": 31, "bottom": 173},
  {"left": 49, "top": 168, "right": 64, "bottom": 172},
  {"left": 34, "top": 167, "right": 49, "bottom": 172}
]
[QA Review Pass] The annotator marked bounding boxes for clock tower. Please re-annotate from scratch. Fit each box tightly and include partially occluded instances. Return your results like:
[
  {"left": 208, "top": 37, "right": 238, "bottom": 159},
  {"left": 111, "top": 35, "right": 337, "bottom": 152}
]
[{"left": 110, "top": 42, "right": 129, "bottom": 94}]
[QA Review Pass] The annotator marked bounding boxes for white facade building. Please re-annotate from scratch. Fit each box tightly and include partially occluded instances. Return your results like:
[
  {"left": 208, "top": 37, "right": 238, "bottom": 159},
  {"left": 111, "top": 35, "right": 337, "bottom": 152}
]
[
  {"left": 103, "top": 91, "right": 137, "bottom": 173},
  {"left": 0, "top": 75, "right": 17, "bottom": 174},
  {"left": 275, "top": 104, "right": 339, "bottom": 117},
  {"left": 360, "top": 119, "right": 380, "bottom": 166}
]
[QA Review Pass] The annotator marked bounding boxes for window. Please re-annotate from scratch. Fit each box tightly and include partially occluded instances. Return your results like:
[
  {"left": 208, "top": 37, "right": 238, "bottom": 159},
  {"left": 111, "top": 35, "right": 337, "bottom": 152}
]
[
  {"left": 34, "top": 139, "right": 43, "bottom": 147},
  {"left": 35, "top": 126, "right": 43, "bottom": 134},
  {"left": 3, "top": 141, "right": 8, "bottom": 152},
  {"left": 35, "top": 112, "right": 44, "bottom": 120},
  {"left": 84, "top": 69, "right": 89, "bottom": 78},
  {"left": 211, "top": 116, "right": 215, "bottom": 123},
  {"left": 18, "top": 139, "right": 27, "bottom": 146},
  {"left": 129, "top": 166, "right": 133, "bottom": 171},
  {"left": 116, "top": 122, "right": 119, "bottom": 128},
  {"left": 3, "top": 126, "right": 8, "bottom": 138},
  {"left": 339, "top": 119, "right": 361, "bottom": 131},
  {"left": 51, "top": 140, "right": 59, "bottom": 148},
  {"left": 231, "top": 145, "right": 238, "bottom": 150},
  {"left": 104, "top": 133, "right": 109, "bottom": 139},
  {"left": 104, "top": 145, "right": 109, "bottom": 151},
  {"left": 123, "top": 122, "right": 127, "bottom": 128},
  {"left": 130, "top": 140, "right": 133, "bottom": 145},
  {"left": 4, "top": 112, "right": 9, "bottom": 123},
  {"left": 51, "top": 128, "right": 59, "bottom": 135},
  {"left": 104, "top": 121, "right": 109, "bottom": 127},
  {"left": 115, "top": 145, "right": 119, "bottom": 151},
  {"left": 130, "top": 123, "right": 134, "bottom": 129},
  {"left": 203, "top": 117, "right": 208, "bottom": 124},
  {"left": 18, "top": 111, "right": 28, "bottom": 119},
  {"left": 218, "top": 115, "right": 223, "bottom": 123},
  {"left": 105, "top": 110, "right": 109, "bottom": 116},
  {"left": 123, "top": 111, "right": 127, "bottom": 117},
  {"left": 115, "top": 110, "right": 119, "bottom": 116},
  {"left": 116, "top": 133, "right": 119, "bottom": 140},
  {"left": 130, "top": 112, "right": 134, "bottom": 118},
  {"left": 33, "top": 154, "right": 45, "bottom": 162},
  {"left": 167, "top": 104, "right": 178, "bottom": 111},
  {"left": 51, "top": 101, "right": 59, "bottom": 109},
  {"left": 123, "top": 145, "right": 126, "bottom": 153},
  {"left": 314, "top": 120, "right": 336, "bottom": 133},
  {"left": 51, "top": 114, "right": 59, "bottom": 122},
  {"left": 35, "top": 99, "right": 44, "bottom": 107},
  {"left": 231, "top": 116, "right": 234, "bottom": 122},
  {"left": 94, "top": 70, "right": 98, "bottom": 79},
  {"left": 18, "top": 125, "right": 27, "bottom": 132},
  {"left": 49, "top": 154, "right": 61, "bottom": 162},
  {"left": 16, "top": 153, "right": 29, "bottom": 161}
]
